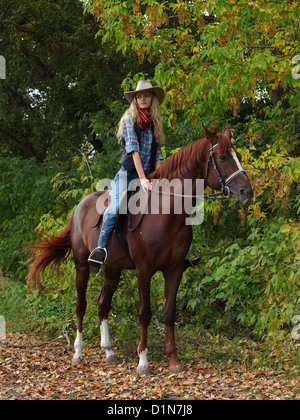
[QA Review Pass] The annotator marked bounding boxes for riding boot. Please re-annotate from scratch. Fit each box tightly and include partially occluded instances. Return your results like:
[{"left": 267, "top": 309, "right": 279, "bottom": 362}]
[
  {"left": 88, "top": 211, "right": 116, "bottom": 273},
  {"left": 88, "top": 247, "right": 107, "bottom": 273}
]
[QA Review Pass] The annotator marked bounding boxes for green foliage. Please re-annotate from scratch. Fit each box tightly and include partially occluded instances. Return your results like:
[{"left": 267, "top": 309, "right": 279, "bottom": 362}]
[
  {"left": 0, "top": 0, "right": 140, "bottom": 162},
  {"left": 0, "top": 0, "right": 299, "bottom": 367},
  {"left": 0, "top": 157, "right": 56, "bottom": 277},
  {"left": 212, "top": 221, "right": 298, "bottom": 335},
  {"left": 87, "top": 0, "right": 299, "bottom": 125}
]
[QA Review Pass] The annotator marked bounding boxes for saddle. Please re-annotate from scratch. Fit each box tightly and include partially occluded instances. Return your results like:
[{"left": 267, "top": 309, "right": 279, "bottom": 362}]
[
  {"left": 91, "top": 188, "right": 139, "bottom": 266},
  {"left": 92, "top": 188, "right": 201, "bottom": 271}
]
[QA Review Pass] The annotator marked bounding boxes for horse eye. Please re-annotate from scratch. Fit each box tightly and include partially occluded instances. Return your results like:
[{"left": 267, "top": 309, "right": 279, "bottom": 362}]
[{"left": 220, "top": 155, "right": 227, "bottom": 161}]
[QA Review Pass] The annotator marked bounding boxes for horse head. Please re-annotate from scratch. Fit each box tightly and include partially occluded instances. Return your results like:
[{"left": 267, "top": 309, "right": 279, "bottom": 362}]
[{"left": 202, "top": 124, "right": 253, "bottom": 206}]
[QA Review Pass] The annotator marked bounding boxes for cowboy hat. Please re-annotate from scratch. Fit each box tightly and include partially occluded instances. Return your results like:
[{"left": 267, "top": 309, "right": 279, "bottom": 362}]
[{"left": 124, "top": 80, "right": 165, "bottom": 105}]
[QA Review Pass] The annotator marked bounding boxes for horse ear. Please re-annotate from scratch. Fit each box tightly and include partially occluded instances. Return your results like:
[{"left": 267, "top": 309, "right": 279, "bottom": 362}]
[
  {"left": 212, "top": 125, "right": 218, "bottom": 135},
  {"left": 202, "top": 123, "right": 218, "bottom": 144},
  {"left": 223, "top": 127, "right": 231, "bottom": 139}
]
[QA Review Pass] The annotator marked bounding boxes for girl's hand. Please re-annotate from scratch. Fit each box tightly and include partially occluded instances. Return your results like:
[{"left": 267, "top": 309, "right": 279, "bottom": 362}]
[
  {"left": 140, "top": 178, "right": 152, "bottom": 192},
  {"left": 131, "top": 152, "right": 152, "bottom": 192}
]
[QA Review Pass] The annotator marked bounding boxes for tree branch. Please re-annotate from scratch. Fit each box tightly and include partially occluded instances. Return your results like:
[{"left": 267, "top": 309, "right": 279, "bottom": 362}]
[
  {"left": 22, "top": 47, "right": 55, "bottom": 81},
  {"left": 0, "top": 128, "right": 44, "bottom": 163}
]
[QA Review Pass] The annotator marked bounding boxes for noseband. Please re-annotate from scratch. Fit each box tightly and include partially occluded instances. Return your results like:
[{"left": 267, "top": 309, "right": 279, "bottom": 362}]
[{"left": 205, "top": 144, "right": 246, "bottom": 198}]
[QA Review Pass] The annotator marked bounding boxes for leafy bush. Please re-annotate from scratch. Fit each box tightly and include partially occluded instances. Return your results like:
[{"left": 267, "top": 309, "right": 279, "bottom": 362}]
[{"left": 184, "top": 220, "right": 299, "bottom": 337}]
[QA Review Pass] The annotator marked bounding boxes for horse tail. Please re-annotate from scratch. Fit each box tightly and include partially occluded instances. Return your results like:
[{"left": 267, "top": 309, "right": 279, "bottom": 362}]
[{"left": 27, "top": 214, "right": 74, "bottom": 290}]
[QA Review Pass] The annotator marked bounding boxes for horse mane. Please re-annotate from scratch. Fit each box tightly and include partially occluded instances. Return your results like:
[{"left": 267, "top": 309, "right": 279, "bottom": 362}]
[{"left": 150, "top": 132, "right": 232, "bottom": 181}]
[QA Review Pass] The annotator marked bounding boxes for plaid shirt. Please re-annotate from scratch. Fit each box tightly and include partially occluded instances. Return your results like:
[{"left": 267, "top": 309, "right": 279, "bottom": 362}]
[{"left": 123, "top": 115, "right": 163, "bottom": 175}]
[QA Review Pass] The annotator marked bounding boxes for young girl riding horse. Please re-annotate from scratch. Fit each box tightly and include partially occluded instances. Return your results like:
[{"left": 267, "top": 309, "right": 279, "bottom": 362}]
[{"left": 88, "top": 80, "right": 165, "bottom": 271}]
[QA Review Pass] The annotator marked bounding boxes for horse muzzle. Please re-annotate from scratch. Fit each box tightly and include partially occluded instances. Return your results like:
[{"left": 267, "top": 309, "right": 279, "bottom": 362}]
[{"left": 230, "top": 183, "right": 253, "bottom": 206}]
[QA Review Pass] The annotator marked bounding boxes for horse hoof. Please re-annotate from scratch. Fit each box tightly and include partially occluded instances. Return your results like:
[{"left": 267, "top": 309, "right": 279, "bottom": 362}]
[
  {"left": 106, "top": 354, "right": 119, "bottom": 365},
  {"left": 71, "top": 357, "right": 83, "bottom": 365},
  {"left": 137, "top": 365, "right": 151, "bottom": 376},
  {"left": 170, "top": 364, "right": 184, "bottom": 374}
]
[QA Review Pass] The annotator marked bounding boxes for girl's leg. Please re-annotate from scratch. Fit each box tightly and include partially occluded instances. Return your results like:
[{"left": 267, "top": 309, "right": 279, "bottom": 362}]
[{"left": 88, "top": 169, "right": 132, "bottom": 267}]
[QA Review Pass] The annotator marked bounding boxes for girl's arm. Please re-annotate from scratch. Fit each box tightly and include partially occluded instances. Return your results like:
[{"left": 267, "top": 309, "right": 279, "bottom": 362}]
[{"left": 132, "top": 151, "right": 152, "bottom": 192}]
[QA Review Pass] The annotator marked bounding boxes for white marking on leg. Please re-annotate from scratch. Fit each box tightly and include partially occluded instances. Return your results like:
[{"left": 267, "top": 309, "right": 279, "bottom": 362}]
[
  {"left": 73, "top": 330, "right": 83, "bottom": 362},
  {"left": 100, "top": 320, "right": 115, "bottom": 358},
  {"left": 138, "top": 348, "right": 149, "bottom": 370}
]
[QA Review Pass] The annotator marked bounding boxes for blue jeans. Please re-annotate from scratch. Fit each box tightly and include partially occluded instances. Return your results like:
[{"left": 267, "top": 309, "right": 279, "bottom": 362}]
[{"left": 97, "top": 168, "right": 139, "bottom": 249}]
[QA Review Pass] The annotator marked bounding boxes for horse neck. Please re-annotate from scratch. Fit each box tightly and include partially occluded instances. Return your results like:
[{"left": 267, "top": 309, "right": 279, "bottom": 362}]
[
  {"left": 152, "top": 138, "right": 210, "bottom": 186},
  {"left": 149, "top": 140, "right": 210, "bottom": 222}
]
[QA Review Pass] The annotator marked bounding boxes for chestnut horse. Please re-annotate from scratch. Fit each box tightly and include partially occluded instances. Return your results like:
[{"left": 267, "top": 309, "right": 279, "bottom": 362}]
[{"left": 28, "top": 125, "right": 252, "bottom": 374}]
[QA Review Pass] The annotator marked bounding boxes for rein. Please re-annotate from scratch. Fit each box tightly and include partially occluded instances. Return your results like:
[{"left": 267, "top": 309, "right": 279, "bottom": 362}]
[
  {"left": 127, "top": 143, "right": 245, "bottom": 232},
  {"left": 151, "top": 187, "right": 225, "bottom": 200},
  {"left": 153, "top": 143, "right": 246, "bottom": 201}
]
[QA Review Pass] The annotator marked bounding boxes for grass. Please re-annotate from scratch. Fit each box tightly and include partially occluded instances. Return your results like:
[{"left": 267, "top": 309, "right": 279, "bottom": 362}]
[{"left": 0, "top": 272, "right": 28, "bottom": 333}]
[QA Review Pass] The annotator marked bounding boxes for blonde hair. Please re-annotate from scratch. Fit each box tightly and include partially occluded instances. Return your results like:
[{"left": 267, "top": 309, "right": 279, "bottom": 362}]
[{"left": 117, "top": 93, "right": 164, "bottom": 145}]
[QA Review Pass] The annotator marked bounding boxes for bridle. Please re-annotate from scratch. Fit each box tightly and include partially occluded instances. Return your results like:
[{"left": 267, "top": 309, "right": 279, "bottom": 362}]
[
  {"left": 205, "top": 143, "right": 246, "bottom": 199},
  {"left": 128, "top": 143, "right": 247, "bottom": 231}
]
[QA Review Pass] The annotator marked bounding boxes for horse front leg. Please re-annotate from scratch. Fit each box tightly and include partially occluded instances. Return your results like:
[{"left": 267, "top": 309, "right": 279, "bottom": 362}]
[
  {"left": 137, "top": 267, "right": 152, "bottom": 375},
  {"left": 163, "top": 266, "right": 184, "bottom": 374},
  {"left": 98, "top": 267, "right": 121, "bottom": 364},
  {"left": 72, "top": 262, "right": 90, "bottom": 365}
]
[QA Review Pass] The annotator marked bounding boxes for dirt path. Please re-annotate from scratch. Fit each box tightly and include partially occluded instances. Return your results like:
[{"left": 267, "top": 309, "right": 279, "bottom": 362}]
[{"left": 0, "top": 333, "right": 298, "bottom": 400}]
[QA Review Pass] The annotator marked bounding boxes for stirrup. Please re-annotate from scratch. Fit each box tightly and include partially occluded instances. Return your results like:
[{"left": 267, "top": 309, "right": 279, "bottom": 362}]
[{"left": 88, "top": 247, "right": 108, "bottom": 265}]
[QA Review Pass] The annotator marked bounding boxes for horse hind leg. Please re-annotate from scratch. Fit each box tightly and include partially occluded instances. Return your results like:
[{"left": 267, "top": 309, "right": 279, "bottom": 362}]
[
  {"left": 163, "top": 266, "right": 185, "bottom": 374},
  {"left": 72, "top": 261, "right": 90, "bottom": 365},
  {"left": 98, "top": 267, "right": 121, "bottom": 364},
  {"left": 136, "top": 268, "right": 152, "bottom": 375}
]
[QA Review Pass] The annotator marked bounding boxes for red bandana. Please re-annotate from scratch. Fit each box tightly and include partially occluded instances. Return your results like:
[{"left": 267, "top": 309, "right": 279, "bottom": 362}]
[{"left": 139, "top": 110, "right": 152, "bottom": 130}]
